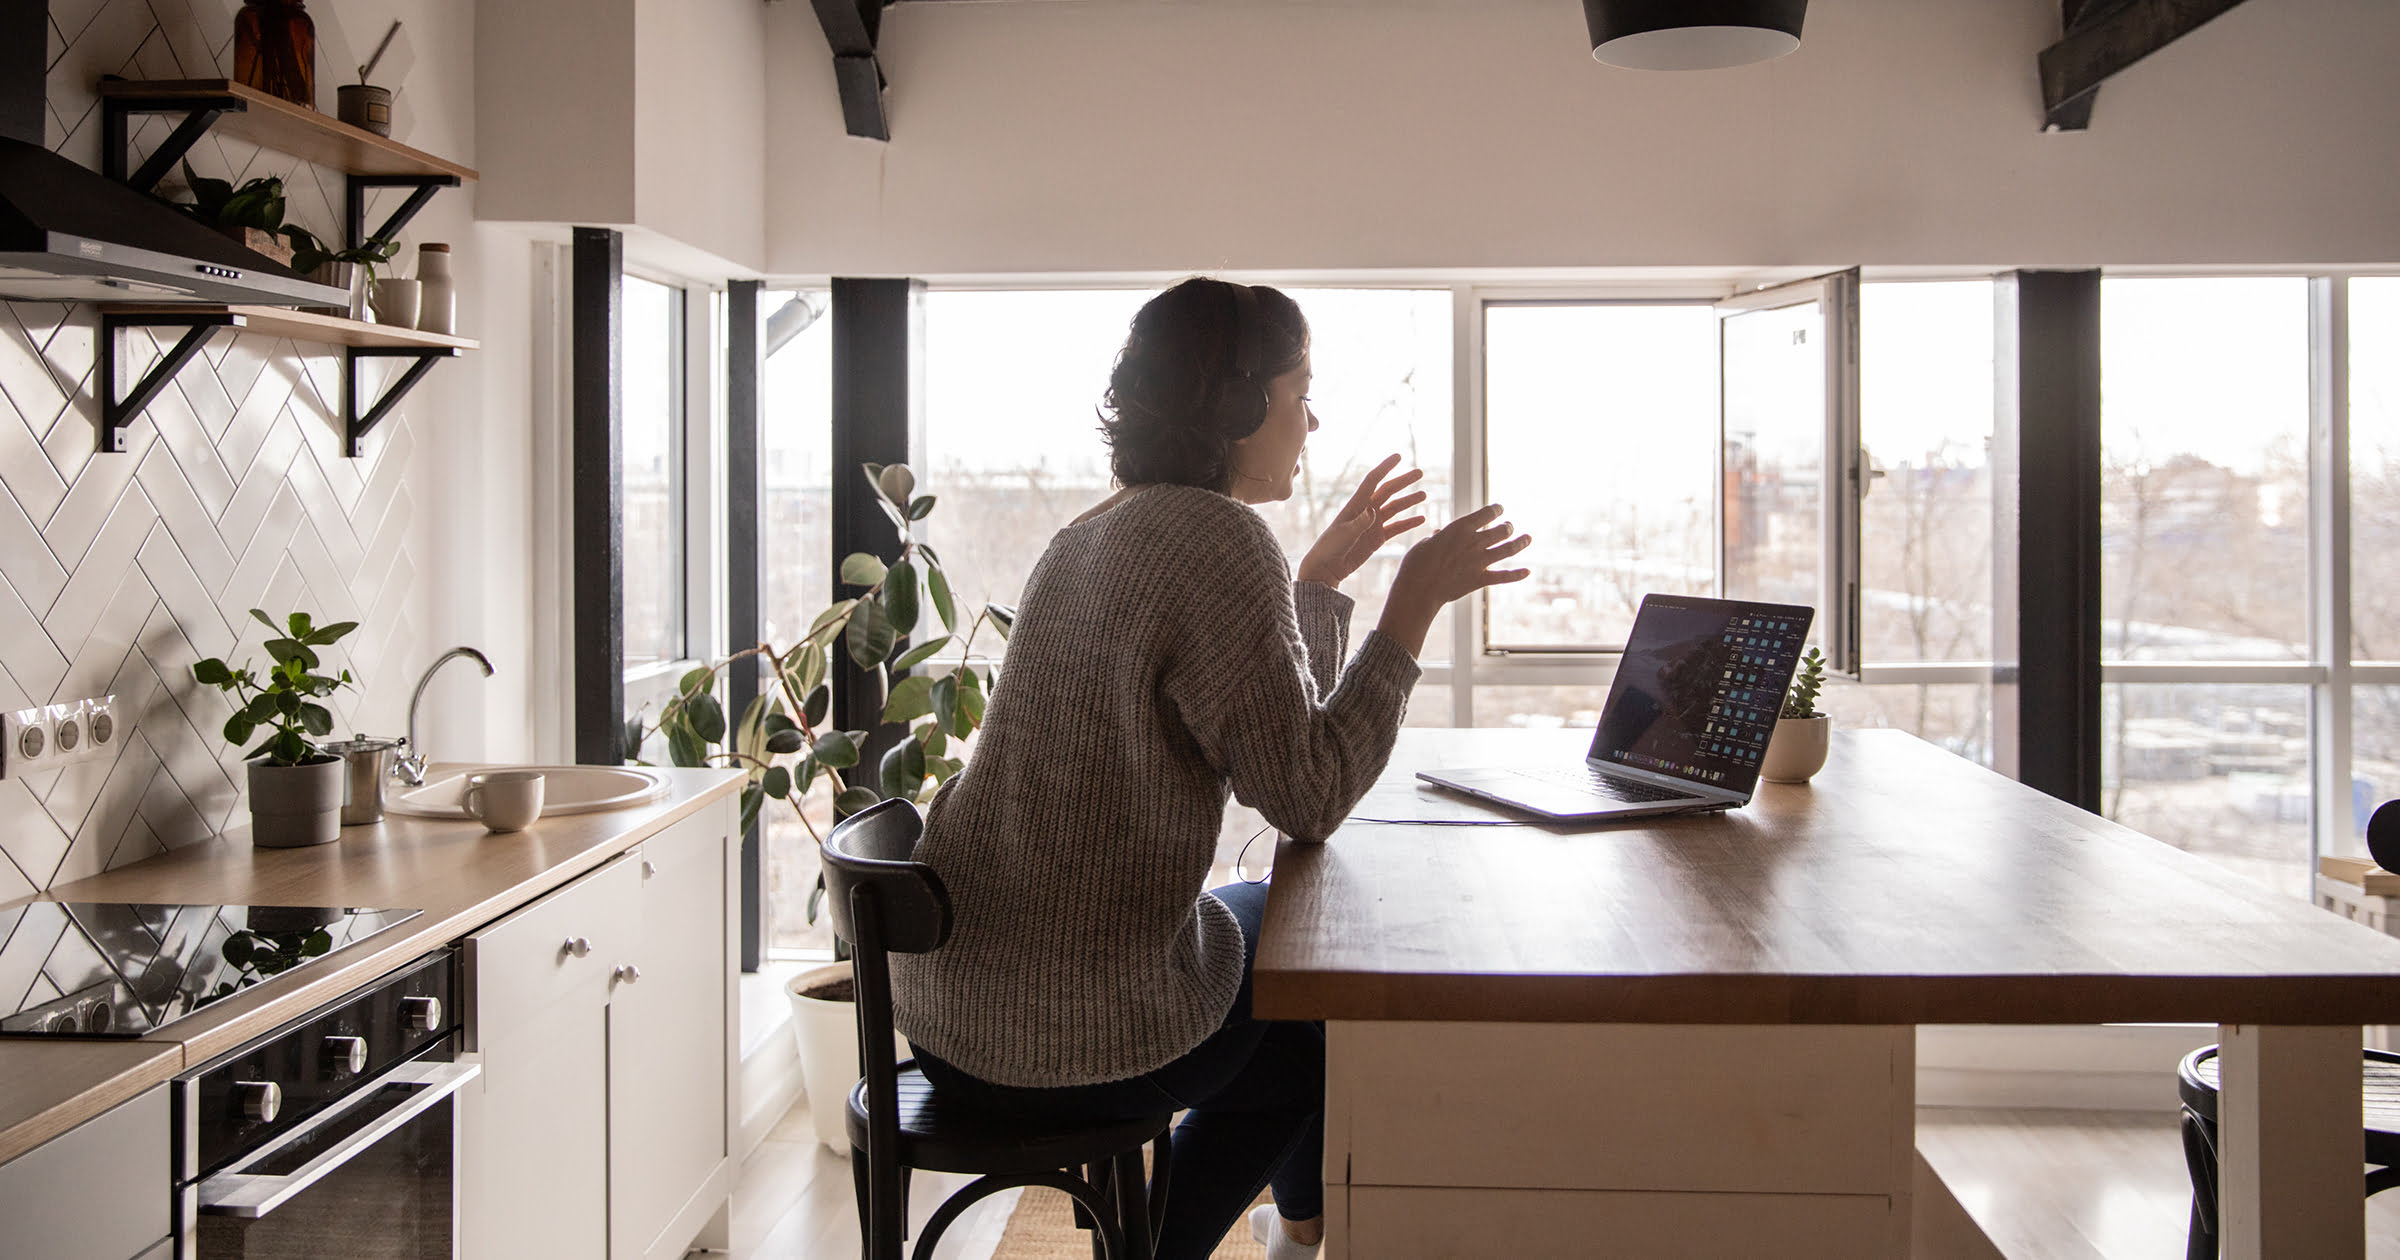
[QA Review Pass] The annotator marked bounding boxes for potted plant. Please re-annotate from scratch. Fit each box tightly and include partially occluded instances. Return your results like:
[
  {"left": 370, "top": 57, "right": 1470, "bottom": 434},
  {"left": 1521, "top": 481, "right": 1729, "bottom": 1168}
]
[
  {"left": 285, "top": 230, "right": 400, "bottom": 322},
  {"left": 170, "top": 163, "right": 300, "bottom": 265},
  {"left": 193, "top": 610, "right": 360, "bottom": 847},
  {"left": 1761, "top": 646, "right": 1831, "bottom": 784},
  {"left": 626, "top": 462, "right": 1009, "bottom": 1152}
]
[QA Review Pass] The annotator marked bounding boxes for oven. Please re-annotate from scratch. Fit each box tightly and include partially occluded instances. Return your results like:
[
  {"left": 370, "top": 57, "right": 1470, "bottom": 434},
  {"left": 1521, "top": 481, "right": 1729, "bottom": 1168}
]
[{"left": 173, "top": 949, "right": 477, "bottom": 1260}]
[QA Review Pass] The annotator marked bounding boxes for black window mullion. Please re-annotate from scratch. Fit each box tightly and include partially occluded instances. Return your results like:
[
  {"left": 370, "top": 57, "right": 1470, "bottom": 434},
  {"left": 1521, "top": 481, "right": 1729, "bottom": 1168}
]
[
  {"left": 728, "top": 279, "right": 765, "bottom": 971},
  {"left": 572, "top": 227, "right": 625, "bottom": 766},
  {"left": 829, "top": 279, "right": 922, "bottom": 772}
]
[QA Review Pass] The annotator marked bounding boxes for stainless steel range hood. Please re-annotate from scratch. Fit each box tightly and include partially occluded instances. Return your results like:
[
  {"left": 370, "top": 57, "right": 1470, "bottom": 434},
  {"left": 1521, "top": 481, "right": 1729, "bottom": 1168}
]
[
  {"left": 0, "top": 0, "right": 345, "bottom": 307},
  {"left": 0, "top": 137, "right": 350, "bottom": 305}
]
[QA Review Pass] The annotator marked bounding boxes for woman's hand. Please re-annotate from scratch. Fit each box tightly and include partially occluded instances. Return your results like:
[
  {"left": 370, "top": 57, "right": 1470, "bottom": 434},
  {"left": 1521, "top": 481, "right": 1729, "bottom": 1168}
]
[
  {"left": 1296, "top": 455, "right": 1428, "bottom": 590},
  {"left": 1375, "top": 503, "right": 1533, "bottom": 657}
]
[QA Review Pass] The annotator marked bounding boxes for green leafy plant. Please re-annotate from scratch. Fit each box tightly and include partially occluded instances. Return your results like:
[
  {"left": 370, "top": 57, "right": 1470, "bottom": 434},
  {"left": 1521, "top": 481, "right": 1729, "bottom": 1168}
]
[
  {"left": 1781, "top": 646, "right": 1827, "bottom": 720},
  {"left": 173, "top": 162, "right": 289, "bottom": 233},
  {"left": 283, "top": 229, "right": 401, "bottom": 285},
  {"left": 627, "top": 462, "right": 1012, "bottom": 849},
  {"left": 193, "top": 610, "right": 360, "bottom": 765},
  {"left": 201, "top": 926, "right": 333, "bottom": 1005}
]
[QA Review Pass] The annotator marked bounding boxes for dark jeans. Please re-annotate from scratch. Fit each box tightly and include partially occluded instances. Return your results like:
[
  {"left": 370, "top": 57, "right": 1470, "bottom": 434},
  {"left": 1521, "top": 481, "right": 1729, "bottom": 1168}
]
[{"left": 913, "top": 879, "right": 1324, "bottom": 1260}]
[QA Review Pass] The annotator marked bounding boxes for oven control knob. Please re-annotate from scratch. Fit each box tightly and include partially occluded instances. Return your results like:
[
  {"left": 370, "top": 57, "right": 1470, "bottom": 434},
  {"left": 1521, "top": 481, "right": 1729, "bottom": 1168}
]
[
  {"left": 232, "top": 1081, "right": 282, "bottom": 1124},
  {"left": 398, "top": 995, "right": 442, "bottom": 1034},
  {"left": 323, "top": 1035, "right": 369, "bottom": 1079}
]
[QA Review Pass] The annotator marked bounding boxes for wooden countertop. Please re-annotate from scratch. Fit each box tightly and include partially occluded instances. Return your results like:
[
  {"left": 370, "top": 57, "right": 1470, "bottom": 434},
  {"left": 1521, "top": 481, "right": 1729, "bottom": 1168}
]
[
  {"left": 1254, "top": 728, "right": 2400, "bottom": 1026},
  {"left": 0, "top": 766, "right": 743, "bottom": 1167}
]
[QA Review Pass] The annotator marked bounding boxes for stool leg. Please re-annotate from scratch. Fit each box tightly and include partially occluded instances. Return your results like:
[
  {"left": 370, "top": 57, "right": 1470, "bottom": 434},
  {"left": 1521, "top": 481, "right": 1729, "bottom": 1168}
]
[
  {"left": 1085, "top": 1162, "right": 1109, "bottom": 1260},
  {"left": 2181, "top": 1108, "right": 2219, "bottom": 1260},
  {"left": 1112, "top": 1147, "right": 1152, "bottom": 1260},
  {"left": 851, "top": 1147, "right": 874, "bottom": 1259},
  {"left": 1147, "top": 1130, "right": 1173, "bottom": 1252}
]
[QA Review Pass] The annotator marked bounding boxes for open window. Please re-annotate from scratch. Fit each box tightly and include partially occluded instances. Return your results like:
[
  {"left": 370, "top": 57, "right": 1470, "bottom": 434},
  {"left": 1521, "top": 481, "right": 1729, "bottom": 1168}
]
[{"left": 1716, "top": 269, "right": 1862, "bottom": 673}]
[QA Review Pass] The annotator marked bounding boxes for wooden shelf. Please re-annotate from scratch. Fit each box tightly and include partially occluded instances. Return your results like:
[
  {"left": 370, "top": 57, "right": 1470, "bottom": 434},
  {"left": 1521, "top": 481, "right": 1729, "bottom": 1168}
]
[
  {"left": 96, "top": 79, "right": 477, "bottom": 182},
  {"left": 101, "top": 304, "right": 477, "bottom": 352}
]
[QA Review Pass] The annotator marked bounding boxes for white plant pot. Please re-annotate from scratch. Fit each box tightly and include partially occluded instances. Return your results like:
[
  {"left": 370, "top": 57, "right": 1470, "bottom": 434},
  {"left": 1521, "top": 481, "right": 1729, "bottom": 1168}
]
[
  {"left": 787, "top": 963, "right": 907, "bottom": 1155},
  {"left": 1760, "top": 715, "right": 1831, "bottom": 784}
]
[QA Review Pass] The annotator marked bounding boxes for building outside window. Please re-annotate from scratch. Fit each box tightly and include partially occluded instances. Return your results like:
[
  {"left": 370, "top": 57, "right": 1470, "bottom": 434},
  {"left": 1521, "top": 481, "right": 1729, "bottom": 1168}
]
[
  {"left": 759, "top": 290, "right": 837, "bottom": 952},
  {"left": 622, "top": 274, "right": 687, "bottom": 670}
]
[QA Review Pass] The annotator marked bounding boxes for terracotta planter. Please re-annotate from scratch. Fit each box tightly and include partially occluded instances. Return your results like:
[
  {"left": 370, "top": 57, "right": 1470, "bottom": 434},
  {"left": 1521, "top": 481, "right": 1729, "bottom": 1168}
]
[
  {"left": 247, "top": 755, "right": 345, "bottom": 847},
  {"left": 1760, "top": 715, "right": 1831, "bottom": 784}
]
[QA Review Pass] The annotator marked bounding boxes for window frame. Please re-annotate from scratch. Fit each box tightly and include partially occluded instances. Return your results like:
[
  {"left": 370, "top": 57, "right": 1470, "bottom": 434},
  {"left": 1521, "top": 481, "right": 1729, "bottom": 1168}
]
[{"left": 621, "top": 269, "right": 726, "bottom": 737}]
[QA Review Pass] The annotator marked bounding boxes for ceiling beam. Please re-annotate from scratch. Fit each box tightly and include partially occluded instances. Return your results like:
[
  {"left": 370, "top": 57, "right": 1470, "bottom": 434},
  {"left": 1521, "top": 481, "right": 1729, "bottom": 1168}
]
[
  {"left": 2038, "top": 0, "right": 2251, "bottom": 131},
  {"left": 811, "top": 0, "right": 890, "bottom": 141}
]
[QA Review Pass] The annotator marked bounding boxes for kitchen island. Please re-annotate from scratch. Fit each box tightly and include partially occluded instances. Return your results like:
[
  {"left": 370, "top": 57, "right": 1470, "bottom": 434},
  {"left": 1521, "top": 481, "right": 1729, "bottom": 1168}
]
[{"left": 1255, "top": 729, "right": 2400, "bottom": 1259}]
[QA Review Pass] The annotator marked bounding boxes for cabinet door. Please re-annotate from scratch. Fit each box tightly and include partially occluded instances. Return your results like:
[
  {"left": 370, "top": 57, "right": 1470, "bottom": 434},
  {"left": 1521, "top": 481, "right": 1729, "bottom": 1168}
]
[
  {"left": 608, "top": 801, "right": 736, "bottom": 1259},
  {"left": 460, "top": 855, "right": 641, "bottom": 1260},
  {"left": 0, "top": 1086, "right": 168, "bottom": 1260}
]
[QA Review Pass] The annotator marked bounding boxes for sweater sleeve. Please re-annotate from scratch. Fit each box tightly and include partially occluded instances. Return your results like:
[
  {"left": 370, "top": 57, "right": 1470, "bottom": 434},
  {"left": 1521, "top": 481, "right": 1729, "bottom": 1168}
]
[
  {"left": 1292, "top": 580, "right": 1352, "bottom": 699},
  {"left": 1164, "top": 513, "right": 1422, "bottom": 842}
]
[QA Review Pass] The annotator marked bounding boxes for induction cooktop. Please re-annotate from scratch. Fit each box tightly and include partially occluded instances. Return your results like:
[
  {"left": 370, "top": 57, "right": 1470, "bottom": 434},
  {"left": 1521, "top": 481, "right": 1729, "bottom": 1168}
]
[{"left": 0, "top": 902, "right": 421, "bottom": 1038}]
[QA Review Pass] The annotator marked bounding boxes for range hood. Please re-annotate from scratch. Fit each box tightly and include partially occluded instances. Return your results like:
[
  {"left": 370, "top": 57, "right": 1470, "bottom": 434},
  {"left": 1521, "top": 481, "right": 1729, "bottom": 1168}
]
[
  {"left": 0, "top": 138, "right": 349, "bottom": 305},
  {"left": 0, "top": 0, "right": 345, "bottom": 306}
]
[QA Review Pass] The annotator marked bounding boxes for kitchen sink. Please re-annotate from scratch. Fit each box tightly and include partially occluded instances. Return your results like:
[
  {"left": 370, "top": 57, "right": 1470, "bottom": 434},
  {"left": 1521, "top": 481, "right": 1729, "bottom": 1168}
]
[{"left": 385, "top": 765, "right": 673, "bottom": 820}]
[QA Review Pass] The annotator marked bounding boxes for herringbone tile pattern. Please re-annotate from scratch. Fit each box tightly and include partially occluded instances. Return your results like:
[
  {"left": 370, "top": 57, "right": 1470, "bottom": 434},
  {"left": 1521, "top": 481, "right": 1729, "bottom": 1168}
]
[{"left": 2, "top": 0, "right": 421, "bottom": 897}]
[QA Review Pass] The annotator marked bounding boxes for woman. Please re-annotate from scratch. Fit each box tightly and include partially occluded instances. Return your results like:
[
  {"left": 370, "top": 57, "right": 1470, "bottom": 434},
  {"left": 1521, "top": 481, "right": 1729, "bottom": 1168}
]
[{"left": 892, "top": 278, "right": 1529, "bottom": 1258}]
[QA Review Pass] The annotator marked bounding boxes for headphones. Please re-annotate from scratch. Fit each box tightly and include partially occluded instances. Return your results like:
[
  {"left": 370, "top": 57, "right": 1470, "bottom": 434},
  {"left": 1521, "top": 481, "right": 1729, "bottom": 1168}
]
[{"left": 1213, "top": 283, "right": 1271, "bottom": 439}]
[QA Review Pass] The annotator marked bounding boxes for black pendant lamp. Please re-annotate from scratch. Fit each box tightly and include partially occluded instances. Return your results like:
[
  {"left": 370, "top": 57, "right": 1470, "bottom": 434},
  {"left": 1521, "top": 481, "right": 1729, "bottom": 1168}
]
[{"left": 1583, "top": 0, "right": 1808, "bottom": 70}]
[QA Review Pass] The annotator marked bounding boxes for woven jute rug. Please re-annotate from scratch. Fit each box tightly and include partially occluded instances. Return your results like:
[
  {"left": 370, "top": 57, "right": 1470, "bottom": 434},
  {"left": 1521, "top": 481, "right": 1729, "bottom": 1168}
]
[{"left": 990, "top": 1184, "right": 1272, "bottom": 1260}]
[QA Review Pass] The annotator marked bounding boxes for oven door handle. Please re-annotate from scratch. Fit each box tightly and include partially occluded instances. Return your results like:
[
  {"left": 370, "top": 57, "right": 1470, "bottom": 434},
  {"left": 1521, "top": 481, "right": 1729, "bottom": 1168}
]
[{"left": 195, "top": 1059, "right": 481, "bottom": 1219}]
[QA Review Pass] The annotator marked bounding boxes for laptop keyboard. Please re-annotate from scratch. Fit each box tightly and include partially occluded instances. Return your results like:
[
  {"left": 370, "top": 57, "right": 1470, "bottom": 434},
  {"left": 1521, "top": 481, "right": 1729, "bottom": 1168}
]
[{"left": 1516, "top": 765, "right": 1698, "bottom": 803}]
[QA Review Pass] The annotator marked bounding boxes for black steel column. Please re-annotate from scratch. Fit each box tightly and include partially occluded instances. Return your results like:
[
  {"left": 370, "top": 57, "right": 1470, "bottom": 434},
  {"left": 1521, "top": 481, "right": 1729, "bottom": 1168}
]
[
  {"left": 572, "top": 227, "right": 625, "bottom": 766},
  {"left": 1992, "top": 269, "right": 2104, "bottom": 811},
  {"left": 828, "top": 279, "right": 920, "bottom": 760},
  {"left": 727, "top": 279, "right": 765, "bottom": 971}
]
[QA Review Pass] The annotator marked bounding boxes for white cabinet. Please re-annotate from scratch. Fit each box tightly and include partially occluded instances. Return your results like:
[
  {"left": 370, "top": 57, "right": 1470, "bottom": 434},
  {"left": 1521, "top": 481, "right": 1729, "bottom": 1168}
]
[
  {"left": 0, "top": 1086, "right": 170, "bottom": 1260},
  {"left": 459, "top": 797, "right": 737, "bottom": 1260}
]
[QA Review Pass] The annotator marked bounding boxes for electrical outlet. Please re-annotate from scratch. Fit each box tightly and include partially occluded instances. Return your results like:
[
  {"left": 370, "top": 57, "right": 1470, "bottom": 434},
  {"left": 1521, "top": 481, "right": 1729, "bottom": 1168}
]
[
  {"left": 2, "top": 706, "right": 54, "bottom": 779},
  {"left": 0, "top": 695, "right": 122, "bottom": 778}
]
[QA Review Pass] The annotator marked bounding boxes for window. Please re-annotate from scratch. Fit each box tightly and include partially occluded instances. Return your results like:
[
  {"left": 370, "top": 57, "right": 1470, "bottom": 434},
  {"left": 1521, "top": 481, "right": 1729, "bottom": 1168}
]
[
  {"left": 1483, "top": 303, "right": 1718, "bottom": 652},
  {"left": 2355, "top": 277, "right": 2400, "bottom": 665},
  {"left": 622, "top": 275, "right": 688, "bottom": 669},
  {"left": 760, "top": 290, "right": 837, "bottom": 953},
  {"left": 2099, "top": 277, "right": 2313, "bottom": 892}
]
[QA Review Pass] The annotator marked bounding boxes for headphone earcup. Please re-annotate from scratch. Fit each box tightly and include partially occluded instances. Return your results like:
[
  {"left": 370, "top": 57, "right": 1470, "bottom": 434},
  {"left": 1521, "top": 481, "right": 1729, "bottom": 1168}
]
[{"left": 1218, "top": 378, "right": 1270, "bottom": 439}]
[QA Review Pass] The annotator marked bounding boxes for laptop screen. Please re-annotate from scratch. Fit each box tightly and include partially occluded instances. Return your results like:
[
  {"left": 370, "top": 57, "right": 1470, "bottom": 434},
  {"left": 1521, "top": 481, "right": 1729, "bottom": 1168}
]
[{"left": 1587, "top": 594, "right": 1815, "bottom": 793}]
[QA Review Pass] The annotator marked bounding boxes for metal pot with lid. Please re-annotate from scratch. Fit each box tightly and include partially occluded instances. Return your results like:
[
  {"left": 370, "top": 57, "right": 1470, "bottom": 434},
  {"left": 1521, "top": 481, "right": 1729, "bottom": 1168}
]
[{"left": 322, "top": 733, "right": 405, "bottom": 825}]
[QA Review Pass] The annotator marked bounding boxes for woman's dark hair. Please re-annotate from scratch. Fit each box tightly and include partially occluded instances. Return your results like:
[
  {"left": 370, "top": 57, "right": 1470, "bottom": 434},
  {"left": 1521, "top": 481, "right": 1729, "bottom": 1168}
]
[{"left": 1101, "top": 278, "right": 1308, "bottom": 493}]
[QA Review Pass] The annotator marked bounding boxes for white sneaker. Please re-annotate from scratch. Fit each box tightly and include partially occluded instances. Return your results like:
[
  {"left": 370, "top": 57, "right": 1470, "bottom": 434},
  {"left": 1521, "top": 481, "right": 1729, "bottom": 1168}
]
[{"left": 1248, "top": 1204, "right": 1321, "bottom": 1259}]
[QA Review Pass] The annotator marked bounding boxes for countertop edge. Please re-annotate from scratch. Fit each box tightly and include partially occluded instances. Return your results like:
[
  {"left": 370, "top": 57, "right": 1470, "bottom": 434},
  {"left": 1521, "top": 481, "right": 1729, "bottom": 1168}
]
[{"left": 0, "top": 770, "right": 745, "bottom": 1169}]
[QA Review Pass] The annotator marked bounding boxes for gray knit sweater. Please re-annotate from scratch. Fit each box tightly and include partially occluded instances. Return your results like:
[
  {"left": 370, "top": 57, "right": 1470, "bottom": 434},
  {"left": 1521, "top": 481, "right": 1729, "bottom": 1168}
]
[{"left": 890, "top": 484, "right": 1421, "bottom": 1087}]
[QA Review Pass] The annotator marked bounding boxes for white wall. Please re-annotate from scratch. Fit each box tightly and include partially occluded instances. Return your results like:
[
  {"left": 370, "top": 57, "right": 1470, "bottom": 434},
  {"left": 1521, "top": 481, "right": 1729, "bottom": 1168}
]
[
  {"left": 634, "top": 0, "right": 767, "bottom": 272},
  {"left": 761, "top": 0, "right": 2400, "bottom": 277},
  {"left": 473, "top": 0, "right": 638, "bottom": 227}
]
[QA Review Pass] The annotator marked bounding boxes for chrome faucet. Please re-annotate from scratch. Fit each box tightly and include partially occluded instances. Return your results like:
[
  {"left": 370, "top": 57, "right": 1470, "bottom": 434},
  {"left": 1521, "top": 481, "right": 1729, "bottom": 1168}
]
[{"left": 396, "top": 647, "right": 494, "bottom": 786}]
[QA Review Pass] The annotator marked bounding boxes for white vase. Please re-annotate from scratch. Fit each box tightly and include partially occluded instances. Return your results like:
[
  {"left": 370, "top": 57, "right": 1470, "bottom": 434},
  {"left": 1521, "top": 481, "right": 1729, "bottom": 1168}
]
[
  {"left": 1760, "top": 715, "right": 1831, "bottom": 784},
  {"left": 415, "top": 243, "right": 454, "bottom": 334},
  {"left": 368, "top": 278, "right": 420, "bottom": 328},
  {"left": 787, "top": 963, "right": 906, "bottom": 1155}
]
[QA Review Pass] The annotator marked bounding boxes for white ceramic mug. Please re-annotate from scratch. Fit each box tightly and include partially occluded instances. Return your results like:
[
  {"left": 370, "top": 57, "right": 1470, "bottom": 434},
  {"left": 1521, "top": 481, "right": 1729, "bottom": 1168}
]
[
  {"left": 368, "top": 277, "right": 420, "bottom": 327},
  {"left": 462, "top": 770, "right": 545, "bottom": 832}
]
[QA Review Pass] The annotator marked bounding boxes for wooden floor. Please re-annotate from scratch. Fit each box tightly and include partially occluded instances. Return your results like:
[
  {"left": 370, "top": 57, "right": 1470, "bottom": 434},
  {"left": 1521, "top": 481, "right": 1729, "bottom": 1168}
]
[{"left": 702, "top": 1101, "right": 2399, "bottom": 1258}]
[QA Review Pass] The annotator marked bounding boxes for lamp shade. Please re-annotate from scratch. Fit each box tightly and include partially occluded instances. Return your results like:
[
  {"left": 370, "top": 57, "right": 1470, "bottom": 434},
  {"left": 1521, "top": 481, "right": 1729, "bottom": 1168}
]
[{"left": 1583, "top": 0, "right": 1808, "bottom": 70}]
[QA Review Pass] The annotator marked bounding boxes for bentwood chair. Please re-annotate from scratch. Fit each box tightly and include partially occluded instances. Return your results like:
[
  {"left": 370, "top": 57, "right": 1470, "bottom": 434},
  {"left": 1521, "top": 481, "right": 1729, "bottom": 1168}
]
[
  {"left": 2174, "top": 1043, "right": 2400, "bottom": 1258},
  {"left": 821, "top": 798, "right": 1176, "bottom": 1260}
]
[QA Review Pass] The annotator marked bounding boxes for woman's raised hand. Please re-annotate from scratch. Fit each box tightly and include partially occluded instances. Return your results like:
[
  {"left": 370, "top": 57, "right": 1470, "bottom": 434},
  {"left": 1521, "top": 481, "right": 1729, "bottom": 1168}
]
[
  {"left": 1296, "top": 454, "right": 1428, "bottom": 590},
  {"left": 1375, "top": 503, "right": 1533, "bottom": 658}
]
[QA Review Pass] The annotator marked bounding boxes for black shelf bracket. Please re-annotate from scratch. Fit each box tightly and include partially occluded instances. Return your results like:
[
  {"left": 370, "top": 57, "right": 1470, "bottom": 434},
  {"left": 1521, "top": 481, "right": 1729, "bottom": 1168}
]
[
  {"left": 344, "top": 346, "right": 454, "bottom": 457},
  {"left": 100, "top": 89, "right": 247, "bottom": 191},
  {"left": 98, "top": 310, "right": 239, "bottom": 453},
  {"left": 347, "top": 174, "right": 460, "bottom": 250}
]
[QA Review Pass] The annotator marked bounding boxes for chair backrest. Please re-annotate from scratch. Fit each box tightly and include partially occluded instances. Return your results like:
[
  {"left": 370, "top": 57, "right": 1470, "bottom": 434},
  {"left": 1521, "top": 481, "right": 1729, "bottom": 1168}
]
[{"left": 820, "top": 798, "right": 951, "bottom": 1171}]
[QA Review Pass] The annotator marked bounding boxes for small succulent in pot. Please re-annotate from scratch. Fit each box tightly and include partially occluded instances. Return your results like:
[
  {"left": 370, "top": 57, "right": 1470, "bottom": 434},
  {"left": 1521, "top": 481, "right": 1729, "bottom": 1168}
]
[
  {"left": 194, "top": 610, "right": 361, "bottom": 847},
  {"left": 1780, "top": 646, "right": 1826, "bottom": 720},
  {"left": 1762, "top": 646, "right": 1832, "bottom": 785}
]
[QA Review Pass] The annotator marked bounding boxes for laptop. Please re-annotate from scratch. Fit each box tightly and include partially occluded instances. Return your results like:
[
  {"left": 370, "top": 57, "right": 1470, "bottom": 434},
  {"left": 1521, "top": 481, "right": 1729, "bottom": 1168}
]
[{"left": 1417, "top": 594, "right": 1815, "bottom": 821}]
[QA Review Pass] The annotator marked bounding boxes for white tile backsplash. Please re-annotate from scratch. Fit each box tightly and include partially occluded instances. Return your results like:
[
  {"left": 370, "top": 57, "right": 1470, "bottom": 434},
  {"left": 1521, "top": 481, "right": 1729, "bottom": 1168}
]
[{"left": 0, "top": 3, "right": 423, "bottom": 890}]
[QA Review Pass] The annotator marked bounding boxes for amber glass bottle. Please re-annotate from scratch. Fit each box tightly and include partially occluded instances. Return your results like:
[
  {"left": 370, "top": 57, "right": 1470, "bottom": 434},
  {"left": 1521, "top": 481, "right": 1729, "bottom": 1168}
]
[{"left": 234, "top": 0, "right": 316, "bottom": 110}]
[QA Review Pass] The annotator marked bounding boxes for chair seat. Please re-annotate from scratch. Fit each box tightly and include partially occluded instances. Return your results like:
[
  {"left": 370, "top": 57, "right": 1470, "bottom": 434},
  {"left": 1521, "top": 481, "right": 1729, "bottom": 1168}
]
[
  {"left": 2178, "top": 1045, "right": 2400, "bottom": 1167},
  {"left": 848, "top": 1061, "right": 1175, "bottom": 1177}
]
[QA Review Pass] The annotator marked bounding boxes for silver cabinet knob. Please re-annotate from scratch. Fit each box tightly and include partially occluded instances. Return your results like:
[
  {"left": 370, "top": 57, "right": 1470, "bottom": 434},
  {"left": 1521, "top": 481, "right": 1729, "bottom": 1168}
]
[
  {"left": 613, "top": 964, "right": 641, "bottom": 985},
  {"left": 232, "top": 1081, "right": 282, "bottom": 1124},
  {"left": 563, "top": 936, "right": 592, "bottom": 958},
  {"left": 323, "top": 1035, "right": 368, "bottom": 1079},
  {"left": 398, "top": 995, "right": 442, "bottom": 1033}
]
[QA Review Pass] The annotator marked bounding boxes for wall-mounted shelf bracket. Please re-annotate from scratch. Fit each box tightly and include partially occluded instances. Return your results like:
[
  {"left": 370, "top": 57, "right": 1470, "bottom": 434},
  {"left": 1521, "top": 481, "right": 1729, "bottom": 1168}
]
[
  {"left": 344, "top": 346, "right": 454, "bottom": 457},
  {"left": 99, "top": 87, "right": 242, "bottom": 191},
  {"left": 346, "top": 174, "right": 461, "bottom": 250},
  {"left": 99, "top": 309, "right": 239, "bottom": 453}
]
